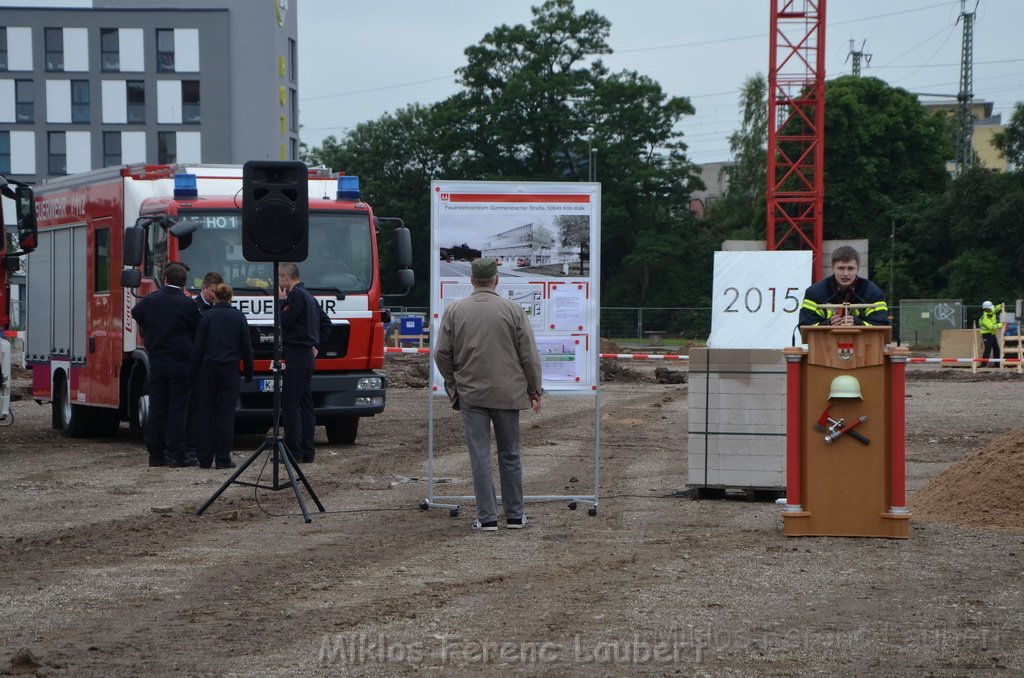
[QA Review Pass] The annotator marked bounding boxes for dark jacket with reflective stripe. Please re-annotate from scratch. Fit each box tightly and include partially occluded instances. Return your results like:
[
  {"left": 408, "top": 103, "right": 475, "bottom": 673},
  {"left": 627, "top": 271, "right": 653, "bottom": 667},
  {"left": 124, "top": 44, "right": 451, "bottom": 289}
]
[{"left": 799, "top": 276, "right": 890, "bottom": 327}]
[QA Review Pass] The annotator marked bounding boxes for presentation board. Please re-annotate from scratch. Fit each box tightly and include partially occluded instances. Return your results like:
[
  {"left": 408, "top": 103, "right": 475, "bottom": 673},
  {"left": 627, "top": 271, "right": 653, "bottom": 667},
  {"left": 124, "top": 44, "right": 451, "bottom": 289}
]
[{"left": 429, "top": 181, "right": 601, "bottom": 393}]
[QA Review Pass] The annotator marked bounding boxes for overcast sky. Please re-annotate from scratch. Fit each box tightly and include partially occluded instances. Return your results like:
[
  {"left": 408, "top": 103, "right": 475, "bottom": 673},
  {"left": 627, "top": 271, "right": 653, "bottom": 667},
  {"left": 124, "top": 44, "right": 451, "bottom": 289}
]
[{"left": 297, "top": 0, "right": 1023, "bottom": 165}]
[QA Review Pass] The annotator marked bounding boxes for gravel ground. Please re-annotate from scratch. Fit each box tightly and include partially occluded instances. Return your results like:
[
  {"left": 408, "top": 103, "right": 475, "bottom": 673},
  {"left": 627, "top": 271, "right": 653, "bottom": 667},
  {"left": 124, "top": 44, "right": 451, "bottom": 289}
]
[{"left": 0, "top": 359, "right": 1022, "bottom": 676}]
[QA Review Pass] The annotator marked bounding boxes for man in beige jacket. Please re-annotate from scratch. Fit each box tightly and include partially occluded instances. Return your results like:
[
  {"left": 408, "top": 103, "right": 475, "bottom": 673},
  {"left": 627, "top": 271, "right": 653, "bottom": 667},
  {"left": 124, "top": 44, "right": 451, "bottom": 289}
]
[{"left": 434, "top": 258, "right": 544, "bottom": 531}]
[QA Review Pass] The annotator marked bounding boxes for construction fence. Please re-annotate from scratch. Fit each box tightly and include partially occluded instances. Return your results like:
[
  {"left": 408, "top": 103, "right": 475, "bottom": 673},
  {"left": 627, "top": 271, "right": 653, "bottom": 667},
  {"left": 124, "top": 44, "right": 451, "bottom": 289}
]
[{"left": 386, "top": 303, "right": 1018, "bottom": 347}]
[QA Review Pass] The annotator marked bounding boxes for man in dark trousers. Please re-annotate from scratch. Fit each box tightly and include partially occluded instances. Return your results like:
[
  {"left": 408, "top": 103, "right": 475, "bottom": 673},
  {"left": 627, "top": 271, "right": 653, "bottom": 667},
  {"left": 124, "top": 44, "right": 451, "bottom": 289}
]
[
  {"left": 190, "top": 282, "right": 254, "bottom": 469},
  {"left": 799, "top": 246, "right": 890, "bottom": 327},
  {"left": 277, "top": 262, "right": 325, "bottom": 463},
  {"left": 131, "top": 262, "right": 201, "bottom": 467},
  {"left": 185, "top": 271, "right": 224, "bottom": 463}
]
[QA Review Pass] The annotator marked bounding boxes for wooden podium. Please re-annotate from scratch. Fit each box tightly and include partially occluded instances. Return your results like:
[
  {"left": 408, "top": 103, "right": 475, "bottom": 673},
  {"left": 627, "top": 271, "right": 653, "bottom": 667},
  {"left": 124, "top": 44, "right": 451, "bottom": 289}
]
[{"left": 781, "top": 325, "right": 911, "bottom": 538}]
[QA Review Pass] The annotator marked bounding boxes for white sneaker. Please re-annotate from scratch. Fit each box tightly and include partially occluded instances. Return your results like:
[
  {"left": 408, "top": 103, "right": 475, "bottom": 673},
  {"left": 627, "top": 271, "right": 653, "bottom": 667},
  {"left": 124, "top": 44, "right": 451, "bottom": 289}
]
[
  {"left": 472, "top": 519, "right": 498, "bottom": 532},
  {"left": 506, "top": 516, "right": 528, "bottom": 529}
]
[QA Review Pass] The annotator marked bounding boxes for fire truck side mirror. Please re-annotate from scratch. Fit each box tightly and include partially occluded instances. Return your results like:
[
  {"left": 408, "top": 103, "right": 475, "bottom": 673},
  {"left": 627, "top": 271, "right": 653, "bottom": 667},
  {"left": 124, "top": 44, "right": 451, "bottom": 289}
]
[
  {"left": 168, "top": 218, "right": 198, "bottom": 238},
  {"left": 393, "top": 226, "right": 412, "bottom": 269},
  {"left": 14, "top": 184, "right": 37, "bottom": 254},
  {"left": 381, "top": 221, "right": 414, "bottom": 298},
  {"left": 123, "top": 225, "right": 146, "bottom": 267},
  {"left": 3, "top": 255, "right": 21, "bottom": 273},
  {"left": 120, "top": 268, "right": 142, "bottom": 289}
]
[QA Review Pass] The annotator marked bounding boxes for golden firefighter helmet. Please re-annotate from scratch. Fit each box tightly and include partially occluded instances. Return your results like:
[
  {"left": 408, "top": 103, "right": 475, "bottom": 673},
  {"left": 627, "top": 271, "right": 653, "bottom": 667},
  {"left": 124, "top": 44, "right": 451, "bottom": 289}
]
[{"left": 828, "top": 375, "right": 863, "bottom": 399}]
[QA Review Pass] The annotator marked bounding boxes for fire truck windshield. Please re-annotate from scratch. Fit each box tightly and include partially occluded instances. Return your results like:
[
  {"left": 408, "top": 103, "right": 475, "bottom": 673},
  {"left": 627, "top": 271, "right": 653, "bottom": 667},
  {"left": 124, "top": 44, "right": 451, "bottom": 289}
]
[{"left": 178, "top": 211, "right": 373, "bottom": 294}]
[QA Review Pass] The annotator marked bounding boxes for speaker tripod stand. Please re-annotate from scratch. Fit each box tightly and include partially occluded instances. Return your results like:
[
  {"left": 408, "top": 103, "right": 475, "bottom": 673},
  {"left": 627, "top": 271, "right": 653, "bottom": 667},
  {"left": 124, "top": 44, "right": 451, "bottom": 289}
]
[{"left": 195, "top": 261, "right": 325, "bottom": 523}]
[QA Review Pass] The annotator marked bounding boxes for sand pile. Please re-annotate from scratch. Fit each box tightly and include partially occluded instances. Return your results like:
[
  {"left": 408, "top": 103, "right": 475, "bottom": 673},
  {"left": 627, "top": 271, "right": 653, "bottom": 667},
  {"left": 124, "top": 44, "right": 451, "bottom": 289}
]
[{"left": 911, "top": 428, "right": 1024, "bottom": 533}]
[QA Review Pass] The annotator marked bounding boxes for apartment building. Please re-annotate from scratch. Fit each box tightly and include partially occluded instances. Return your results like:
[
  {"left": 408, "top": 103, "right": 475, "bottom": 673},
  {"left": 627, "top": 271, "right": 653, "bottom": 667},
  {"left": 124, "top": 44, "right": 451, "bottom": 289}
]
[
  {"left": 921, "top": 99, "right": 1008, "bottom": 172},
  {"left": 0, "top": 0, "right": 299, "bottom": 187}
]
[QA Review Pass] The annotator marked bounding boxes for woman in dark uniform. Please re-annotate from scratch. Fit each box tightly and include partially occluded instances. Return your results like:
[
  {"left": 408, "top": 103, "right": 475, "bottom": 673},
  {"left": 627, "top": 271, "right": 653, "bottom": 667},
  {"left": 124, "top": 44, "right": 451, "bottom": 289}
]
[{"left": 190, "top": 283, "right": 254, "bottom": 469}]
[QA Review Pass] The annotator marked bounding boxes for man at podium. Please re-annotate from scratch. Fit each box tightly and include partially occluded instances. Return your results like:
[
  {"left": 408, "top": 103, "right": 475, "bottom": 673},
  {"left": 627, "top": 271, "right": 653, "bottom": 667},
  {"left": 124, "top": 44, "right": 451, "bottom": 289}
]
[{"left": 799, "top": 246, "right": 890, "bottom": 327}]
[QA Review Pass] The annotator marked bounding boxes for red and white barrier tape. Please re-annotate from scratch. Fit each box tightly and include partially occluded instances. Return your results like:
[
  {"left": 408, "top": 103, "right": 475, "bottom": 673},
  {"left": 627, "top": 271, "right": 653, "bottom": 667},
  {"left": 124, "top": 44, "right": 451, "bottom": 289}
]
[
  {"left": 907, "top": 357, "right": 1022, "bottom": 364},
  {"left": 385, "top": 346, "right": 1021, "bottom": 364},
  {"left": 598, "top": 353, "right": 688, "bottom": 360}
]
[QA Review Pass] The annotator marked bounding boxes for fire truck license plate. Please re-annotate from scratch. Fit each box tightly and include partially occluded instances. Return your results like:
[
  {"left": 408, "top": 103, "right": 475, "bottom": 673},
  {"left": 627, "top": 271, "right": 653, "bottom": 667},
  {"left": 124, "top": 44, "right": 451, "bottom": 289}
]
[{"left": 258, "top": 379, "right": 277, "bottom": 393}]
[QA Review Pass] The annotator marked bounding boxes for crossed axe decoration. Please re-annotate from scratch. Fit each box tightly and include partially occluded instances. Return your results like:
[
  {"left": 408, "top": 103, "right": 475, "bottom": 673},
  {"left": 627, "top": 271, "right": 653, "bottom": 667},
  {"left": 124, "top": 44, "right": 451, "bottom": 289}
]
[{"left": 813, "top": 404, "right": 870, "bottom": 445}]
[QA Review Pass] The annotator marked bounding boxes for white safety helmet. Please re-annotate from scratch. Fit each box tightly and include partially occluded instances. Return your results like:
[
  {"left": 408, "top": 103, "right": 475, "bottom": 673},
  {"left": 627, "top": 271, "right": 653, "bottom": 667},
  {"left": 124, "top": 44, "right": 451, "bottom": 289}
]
[
  {"left": 982, "top": 301, "right": 994, "bottom": 310},
  {"left": 828, "top": 375, "right": 863, "bottom": 400}
]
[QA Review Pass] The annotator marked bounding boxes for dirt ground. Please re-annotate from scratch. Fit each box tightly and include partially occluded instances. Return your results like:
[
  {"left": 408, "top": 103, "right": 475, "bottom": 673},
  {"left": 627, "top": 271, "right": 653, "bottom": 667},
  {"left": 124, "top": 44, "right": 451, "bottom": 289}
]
[{"left": 1, "top": 356, "right": 1022, "bottom": 676}]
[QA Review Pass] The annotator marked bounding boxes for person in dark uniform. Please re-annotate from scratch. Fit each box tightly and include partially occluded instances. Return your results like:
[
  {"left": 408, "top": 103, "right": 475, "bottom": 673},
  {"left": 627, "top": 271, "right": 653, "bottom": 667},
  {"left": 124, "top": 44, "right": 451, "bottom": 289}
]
[
  {"left": 130, "top": 262, "right": 201, "bottom": 467},
  {"left": 277, "top": 262, "right": 322, "bottom": 463},
  {"left": 185, "top": 271, "right": 224, "bottom": 463},
  {"left": 193, "top": 271, "right": 223, "bottom": 314},
  {"left": 799, "top": 246, "right": 890, "bottom": 327},
  {"left": 190, "top": 283, "right": 254, "bottom": 469}
]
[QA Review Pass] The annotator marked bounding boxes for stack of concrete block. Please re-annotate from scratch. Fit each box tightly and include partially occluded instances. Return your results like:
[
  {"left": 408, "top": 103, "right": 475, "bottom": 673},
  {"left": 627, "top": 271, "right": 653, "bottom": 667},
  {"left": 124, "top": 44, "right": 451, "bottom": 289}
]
[{"left": 687, "top": 348, "right": 786, "bottom": 490}]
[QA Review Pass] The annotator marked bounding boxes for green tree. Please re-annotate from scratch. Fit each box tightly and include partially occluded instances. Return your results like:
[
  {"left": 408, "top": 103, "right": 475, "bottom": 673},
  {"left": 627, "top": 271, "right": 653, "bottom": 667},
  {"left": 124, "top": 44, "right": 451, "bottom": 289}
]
[
  {"left": 707, "top": 73, "right": 768, "bottom": 240},
  {"left": 303, "top": 103, "right": 453, "bottom": 306},
  {"left": 304, "top": 0, "right": 704, "bottom": 307},
  {"left": 992, "top": 101, "right": 1024, "bottom": 170},
  {"left": 724, "top": 73, "right": 768, "bottom": 210},
  {"left": 894, "top": 167, "right": 1024, "bottom": 304},
  {"left": 823, "top": 76, "right": 952, "bottom": 258},
  {"left": 580, "top": 68, "right": 703, "bottom": 299},
  {"left": 452, "top": 0, "right": 612, "bottom": 180}
]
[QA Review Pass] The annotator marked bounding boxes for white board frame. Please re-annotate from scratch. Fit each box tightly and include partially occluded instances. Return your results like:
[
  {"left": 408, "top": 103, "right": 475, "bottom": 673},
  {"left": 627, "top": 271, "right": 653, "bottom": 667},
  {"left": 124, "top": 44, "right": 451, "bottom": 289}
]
[{"left": 423, "top": 180, "right": 602, "bottom": 515}]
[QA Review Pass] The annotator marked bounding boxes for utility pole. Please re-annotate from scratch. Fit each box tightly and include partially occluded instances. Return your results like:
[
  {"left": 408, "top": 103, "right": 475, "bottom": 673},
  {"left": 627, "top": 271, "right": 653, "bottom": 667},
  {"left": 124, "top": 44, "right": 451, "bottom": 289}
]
[
  {"left": 846, "top": 39, "right": 871, "bottom": 77},
  {"left": 955, "top": 0, "right": 977, "bottom": 175}
]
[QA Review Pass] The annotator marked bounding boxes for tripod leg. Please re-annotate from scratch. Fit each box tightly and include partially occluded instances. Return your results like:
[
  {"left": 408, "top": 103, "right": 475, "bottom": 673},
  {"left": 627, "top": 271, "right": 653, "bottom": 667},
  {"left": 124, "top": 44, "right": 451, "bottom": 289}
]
[
  {"left": 280, "top": 445, "right": 326, "bottom": 513},
  {"left": 195, "top": 437, "right": 274, "bottom": 516},
  {"left": 275, "top": 439, "right": 313, "bottom": 523}
]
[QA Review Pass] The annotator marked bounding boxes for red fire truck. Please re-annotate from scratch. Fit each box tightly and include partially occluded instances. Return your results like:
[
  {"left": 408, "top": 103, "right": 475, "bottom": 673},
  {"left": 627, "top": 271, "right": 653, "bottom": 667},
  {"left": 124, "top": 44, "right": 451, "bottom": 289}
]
[
  {"left": 0, "top": 175, "right": 38, "bottom": 425},
  {"left": 27, "top": 164, "right": 412, "bottom": 442}
]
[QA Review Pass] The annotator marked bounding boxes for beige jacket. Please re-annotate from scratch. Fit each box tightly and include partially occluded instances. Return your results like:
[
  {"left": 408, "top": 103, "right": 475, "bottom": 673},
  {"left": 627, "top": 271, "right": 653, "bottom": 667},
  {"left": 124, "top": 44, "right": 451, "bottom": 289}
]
[{"left": 434, "top": 287, "right": 544, "bottom": 410}]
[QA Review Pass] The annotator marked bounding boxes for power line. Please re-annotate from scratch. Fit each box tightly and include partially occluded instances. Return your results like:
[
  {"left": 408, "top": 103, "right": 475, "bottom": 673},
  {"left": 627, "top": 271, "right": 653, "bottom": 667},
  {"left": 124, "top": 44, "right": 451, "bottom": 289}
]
[
  {"left": 298, "top": 3, "right": 967, "bottom": 105},
  {"left": 614, "top": 1, "right": 954, "bottom": 54},
  {"left": 880, "top": 57, "right": 1024, "bottom": 69},
  {"left": 300, "top": 74, "right": 456, "bottom": 103},
  {"left": 876, "top": 24, "right": 956, "bottom": 71}
]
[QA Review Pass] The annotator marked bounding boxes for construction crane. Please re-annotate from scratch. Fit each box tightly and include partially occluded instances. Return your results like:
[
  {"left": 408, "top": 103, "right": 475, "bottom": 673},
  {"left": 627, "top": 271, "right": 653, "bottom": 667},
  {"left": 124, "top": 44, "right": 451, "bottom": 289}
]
[{"left": 766, "top": 0, "right": 827, "bottom": 276}]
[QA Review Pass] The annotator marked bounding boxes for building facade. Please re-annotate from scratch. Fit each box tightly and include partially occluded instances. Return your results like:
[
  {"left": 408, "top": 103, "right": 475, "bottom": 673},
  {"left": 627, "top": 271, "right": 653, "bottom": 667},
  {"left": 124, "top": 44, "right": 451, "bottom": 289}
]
[
  {"left": 0, "top": 0, "right": 299, "bottom": 189},
  {"left": 921, "top": 99, "right": 1007, "bottom": 172},
  {"left": 482, "top": 223, "right": 558, "bottom": 268}
]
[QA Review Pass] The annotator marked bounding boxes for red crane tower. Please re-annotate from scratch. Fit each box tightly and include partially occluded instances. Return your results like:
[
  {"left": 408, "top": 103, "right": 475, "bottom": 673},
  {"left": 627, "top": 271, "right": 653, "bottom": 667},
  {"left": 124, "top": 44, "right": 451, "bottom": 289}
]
[{"left": 767, "top": 0, "right": 827, "bottom": 277}]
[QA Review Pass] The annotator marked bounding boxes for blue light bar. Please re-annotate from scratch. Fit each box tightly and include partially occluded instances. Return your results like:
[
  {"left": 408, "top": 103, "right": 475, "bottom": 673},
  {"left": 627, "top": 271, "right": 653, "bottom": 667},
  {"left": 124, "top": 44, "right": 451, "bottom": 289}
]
[
  {"left": 174, "top": 173, "right": 198, "bottom": 198},
  {"left": 337, "top": 175, "right": 360, "bottom": 200}
]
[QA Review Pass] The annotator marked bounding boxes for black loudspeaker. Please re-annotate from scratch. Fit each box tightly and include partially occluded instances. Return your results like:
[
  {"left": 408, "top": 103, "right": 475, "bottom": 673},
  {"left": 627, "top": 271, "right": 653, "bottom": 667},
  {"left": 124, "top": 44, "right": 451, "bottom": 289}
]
[{"left": 242, "top": 160, "right": 309, "bottom": 262}]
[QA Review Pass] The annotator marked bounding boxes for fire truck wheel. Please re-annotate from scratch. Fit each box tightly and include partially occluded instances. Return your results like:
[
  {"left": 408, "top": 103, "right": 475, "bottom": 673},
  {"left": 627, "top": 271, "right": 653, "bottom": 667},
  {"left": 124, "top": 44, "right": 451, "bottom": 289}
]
[
  {"left": 325, "top": 416, "right": 359, "bottom": 445},
  {"left": 54, "top": 371, "right": 90, "bottom": 438},
  {"left": 128, "top": 370, "right": 148, "bottom": 434}
]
